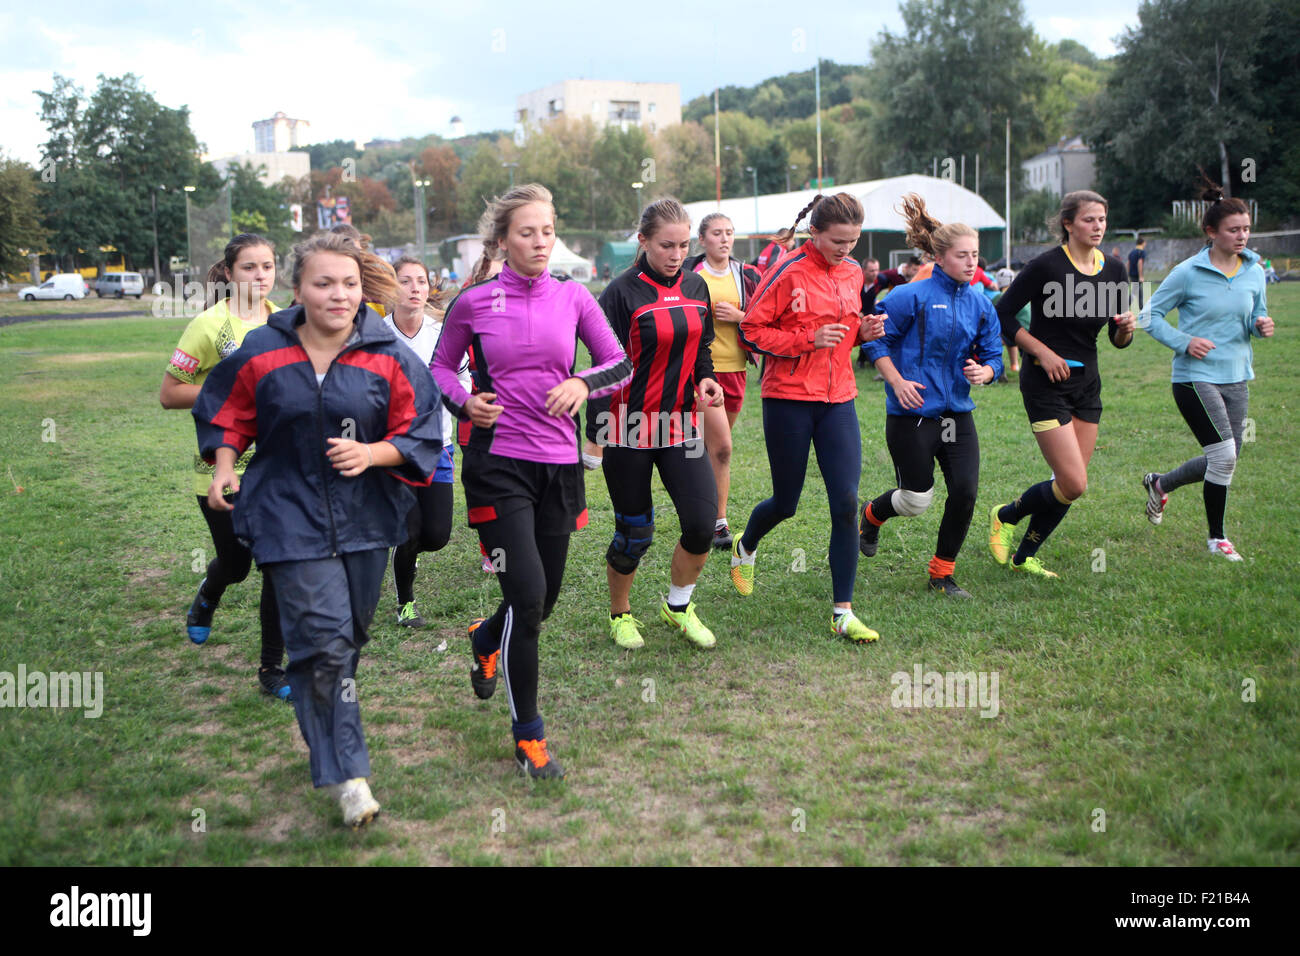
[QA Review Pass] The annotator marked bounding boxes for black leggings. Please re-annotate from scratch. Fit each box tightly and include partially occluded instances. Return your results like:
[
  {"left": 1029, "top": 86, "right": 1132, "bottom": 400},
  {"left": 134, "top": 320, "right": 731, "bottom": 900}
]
[
  {"left": 392, "top": 480, "right": 453, "bottom": 604},
  {"left": 867, "top": 412, "right": 981, "bottom": 562},
  {"left": 601, "top": 441, "right": 718, "bottom": 570},
  {"left": 196, "top": 495, "right": 284, "bottom": 669},
  {"left": 471, "top": 507, "right": 571, "bottom": 727}
]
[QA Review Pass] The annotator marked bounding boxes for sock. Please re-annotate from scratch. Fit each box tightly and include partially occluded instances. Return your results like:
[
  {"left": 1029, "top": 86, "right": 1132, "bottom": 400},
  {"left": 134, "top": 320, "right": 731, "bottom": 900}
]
[
  {"left": 610, "top": 610, "right": 630, "bottom": 620},
  {"left": 999, "top": 479, "right": 1060, "bottom": 525},
  {"left": 833, "top": 606, "right": 851, "bottom": 620},
  {"left": 733, "top": 539, "right": 754, "bottom": 564},
  {"left": 512, "top": 716, "right": 544, "bottom": 744},
  {"left": 715, "top": 517, "right": 728, "bottom": 530},
  {"left": 1013, "top": 498, "right": 1071, "bottom": 564},
  {"left": 928, "top": 556, "right": 955, "bottom": 579},
  {"left": 865, "top": 495, "right": 893, "bottom": 525},
  {"left": 666, "top": 582, "right": 696, "bottom": 611},
  {"left": 1204, "top": 481, "right": 1228, "bottom": 540},
  {"left": 471, "top": 610, "right": 503, "bottom": 657}
]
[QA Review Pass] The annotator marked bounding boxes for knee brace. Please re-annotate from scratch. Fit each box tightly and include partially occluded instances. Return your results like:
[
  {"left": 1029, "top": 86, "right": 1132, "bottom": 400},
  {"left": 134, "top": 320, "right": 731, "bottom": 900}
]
[
  {"left": 1204, "top": 438, "right": 1237, "bottom": 485},
  {"left": 607, "top": 508, "right": 654, "bottom": 574},
  {"left": 891, "top": 486, "right": 934, "bottom": 517}
]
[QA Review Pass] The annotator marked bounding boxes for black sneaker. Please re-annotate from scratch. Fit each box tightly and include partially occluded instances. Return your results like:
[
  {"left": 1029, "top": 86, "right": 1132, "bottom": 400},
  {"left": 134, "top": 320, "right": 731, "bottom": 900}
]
[
  {"left": 927, "top": 575, "right": 972, "bottom": 598},
  {"left": 186, "top": 578, "right": 217, "bottom": 645},
  {"left": 258, "top": 665, "right": 294, "bottom": 702},
  {"left": 859, "top": 506, "right": 880, "bottom": 557},
  {"left": 396, "top": 601, "right": 425, "bottom": 628},
  {"left": 515, "top": 739, "right": 566, "bottom": 780},
  {"left": 712, "top": 523, "right": 734, "bottom": 551},
  {"left": 468, "top": 617, "right": 498, "bottom": 700}
]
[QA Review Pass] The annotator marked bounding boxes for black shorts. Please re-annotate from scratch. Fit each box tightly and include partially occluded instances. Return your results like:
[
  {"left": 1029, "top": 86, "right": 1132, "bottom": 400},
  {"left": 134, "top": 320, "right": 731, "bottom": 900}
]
[
  {"left": 461, "top": 447, "right": 588, "bottom": 535},
  {"left": 1019, "top": 360, "right": 1102, "bottom": 431}
]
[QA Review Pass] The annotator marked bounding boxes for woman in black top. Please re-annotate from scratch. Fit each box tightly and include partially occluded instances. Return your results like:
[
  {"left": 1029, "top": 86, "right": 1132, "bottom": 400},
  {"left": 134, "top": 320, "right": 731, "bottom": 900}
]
[{"left": 988, "top": 190, "right": 1136, "bottom": 578}]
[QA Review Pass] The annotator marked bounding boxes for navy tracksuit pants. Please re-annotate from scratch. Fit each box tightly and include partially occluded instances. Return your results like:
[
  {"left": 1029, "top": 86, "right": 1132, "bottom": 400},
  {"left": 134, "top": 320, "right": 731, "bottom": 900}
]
[{"left": 266, "top": 549, "right": 387, "bottom": 788}]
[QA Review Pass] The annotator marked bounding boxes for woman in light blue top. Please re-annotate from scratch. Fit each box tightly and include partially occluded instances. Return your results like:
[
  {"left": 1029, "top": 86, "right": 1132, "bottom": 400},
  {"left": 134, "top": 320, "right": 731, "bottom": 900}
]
[{"left": 1139, "top": 185, "right": 1274, "bottom": 560}]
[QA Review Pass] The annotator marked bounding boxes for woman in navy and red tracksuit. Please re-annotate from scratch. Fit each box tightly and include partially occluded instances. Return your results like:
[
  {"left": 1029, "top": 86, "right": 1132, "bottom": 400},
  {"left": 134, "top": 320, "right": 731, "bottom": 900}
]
[
  {"left": 683, "top": 213, "right": 762, "bottom": 551},
  {"left": 587, "top": 197, "right": 726, "bottom": 652},
  {"left": 857, "top": 195, "right": 1004, "bottom": 599},
  {"left": 731, "top": 193, "right": 886, "bottom": 644},
  {"left": 194, "top": 231, "right": 443, "bottom": 829}
]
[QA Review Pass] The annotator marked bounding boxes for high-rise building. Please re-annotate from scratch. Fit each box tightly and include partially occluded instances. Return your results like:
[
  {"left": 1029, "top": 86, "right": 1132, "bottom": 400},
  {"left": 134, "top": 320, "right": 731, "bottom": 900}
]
[
  {"left": 515, "top": 80, "right": 680, "bottom": 142},
  {"left": 253, "top": 112, "right": 311, "bottom": 153}
]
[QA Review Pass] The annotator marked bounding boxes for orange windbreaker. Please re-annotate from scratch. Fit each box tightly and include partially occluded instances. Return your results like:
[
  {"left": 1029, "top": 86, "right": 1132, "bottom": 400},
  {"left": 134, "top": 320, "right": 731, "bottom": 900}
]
[{"left": 738, "top": 241, "right": 863, "bottom": 403}]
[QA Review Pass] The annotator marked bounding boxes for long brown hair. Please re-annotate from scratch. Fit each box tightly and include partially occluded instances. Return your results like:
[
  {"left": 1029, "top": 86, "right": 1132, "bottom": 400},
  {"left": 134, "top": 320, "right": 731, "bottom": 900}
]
[
  {"left": 205, "top": 233, "right": 274, "bottom": 308},
  {"left": 898, "top": 193, "right": 976, "bottom": 260},
  {"left": 291, "top": 231, "right": 399, "bottom": 314},
  {"left": 771, "top": 192, "right": 864, "bottom": 246},
  {"left": 1050, "top": 190, "right": 1108, "bottom": 244}
]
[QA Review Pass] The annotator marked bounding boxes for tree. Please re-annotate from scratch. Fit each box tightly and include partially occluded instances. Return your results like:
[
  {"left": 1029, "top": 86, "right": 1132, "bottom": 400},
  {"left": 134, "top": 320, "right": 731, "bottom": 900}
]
[
  {"left": 0, "top": 154, "right": 49, "bottom": 276},
  {"left": 418, "top": 146, "right": 461, "bottom": 234},
  {"left": 34, "top": 73, "right": 202, "bottom": 272},
  {"left": 1084, "top": 0, "right": 1268, "bottom": 225},
  {"left": 225, "top": 162, "right": 297, "bottom": 251},
  {"left": 866, "top": 0, "right": 1051, "bottom": 201}
]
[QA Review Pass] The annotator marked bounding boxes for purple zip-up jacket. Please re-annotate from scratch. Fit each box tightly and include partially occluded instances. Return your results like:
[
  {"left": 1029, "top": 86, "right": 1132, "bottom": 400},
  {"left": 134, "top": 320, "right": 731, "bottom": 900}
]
[{"left": 432, "top": 263, "right": 632, "bottom": 464}]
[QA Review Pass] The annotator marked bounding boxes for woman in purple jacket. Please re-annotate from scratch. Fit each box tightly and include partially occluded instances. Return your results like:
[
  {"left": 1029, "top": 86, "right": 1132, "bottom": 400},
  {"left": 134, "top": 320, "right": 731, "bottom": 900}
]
[{"left": 432, "top": 184, "right": 631, "bottom": 780}]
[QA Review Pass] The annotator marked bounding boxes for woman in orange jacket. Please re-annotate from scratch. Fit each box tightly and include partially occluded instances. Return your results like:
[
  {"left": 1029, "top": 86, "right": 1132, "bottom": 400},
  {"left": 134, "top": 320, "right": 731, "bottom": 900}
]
[{"left": 731, "top": 193, "right": 885, "bottom": 643}]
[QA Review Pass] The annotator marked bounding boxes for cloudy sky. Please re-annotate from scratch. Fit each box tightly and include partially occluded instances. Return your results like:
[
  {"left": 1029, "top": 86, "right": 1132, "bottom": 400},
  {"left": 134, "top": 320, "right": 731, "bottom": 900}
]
[{"left": 0, "top": 0, "right": 1140, "bottom": 165}]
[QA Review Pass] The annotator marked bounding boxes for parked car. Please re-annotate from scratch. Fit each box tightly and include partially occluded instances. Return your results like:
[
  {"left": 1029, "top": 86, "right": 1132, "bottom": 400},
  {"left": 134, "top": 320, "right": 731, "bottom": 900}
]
[
  {"left": 95, "top": 272, "right": 145, "bottom": 298},
  {"left": 18, "top": 274, "right": 88, "bottom": 300}
]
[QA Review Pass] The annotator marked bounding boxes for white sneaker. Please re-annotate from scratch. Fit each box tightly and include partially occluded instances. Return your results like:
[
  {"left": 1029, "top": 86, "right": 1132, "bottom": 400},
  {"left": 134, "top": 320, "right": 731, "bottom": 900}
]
[
  {"left": 328, "top": 777, "right": 380, "bottom": 828},
  {"left": 1142, "top": 473, "right": 1167, "bottom": 525},
  {"left": 1208, "top": 538, "right": 1243, "bottom": 562}
]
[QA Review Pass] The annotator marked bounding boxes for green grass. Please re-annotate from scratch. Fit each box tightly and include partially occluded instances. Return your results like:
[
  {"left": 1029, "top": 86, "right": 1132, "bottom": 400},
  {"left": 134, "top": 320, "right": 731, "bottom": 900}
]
[{"left": 1, "top": 290, "right": 1297, "bottom": 866}]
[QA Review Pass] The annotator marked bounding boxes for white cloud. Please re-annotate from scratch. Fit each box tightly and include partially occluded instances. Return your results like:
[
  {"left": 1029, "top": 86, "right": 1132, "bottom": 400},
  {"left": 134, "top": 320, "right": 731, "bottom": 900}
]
[{"left": 1040, "top": 16, "right": 1132, "bottom": 57}]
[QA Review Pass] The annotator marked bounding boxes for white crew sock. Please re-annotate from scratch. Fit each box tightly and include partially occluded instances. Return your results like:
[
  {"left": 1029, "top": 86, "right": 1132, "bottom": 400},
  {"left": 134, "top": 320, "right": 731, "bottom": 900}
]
[{"left": 667, "top": 583, "right": 696, "bottom": 608}]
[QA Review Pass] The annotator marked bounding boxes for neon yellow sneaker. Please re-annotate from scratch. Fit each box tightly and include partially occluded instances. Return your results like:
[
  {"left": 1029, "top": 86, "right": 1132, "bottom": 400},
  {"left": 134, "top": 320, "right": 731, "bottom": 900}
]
[
  {"left": 730, "top": 539, "right": 755, "bottom": 596},
  {"left": 831, "top": 609, "right": 880, "bottom": 644},
  {"left": 609, "top": 613, "right": 645, "bottom": 649},
  {"left": 1010, "top": 555, "right": 1059, "bottom": 579},
  {"left": 988, "top": 504, "right": 1014, "bottom": 565},
  {"left": 660, "top": 601, "right": 716, "bottom": 648}
]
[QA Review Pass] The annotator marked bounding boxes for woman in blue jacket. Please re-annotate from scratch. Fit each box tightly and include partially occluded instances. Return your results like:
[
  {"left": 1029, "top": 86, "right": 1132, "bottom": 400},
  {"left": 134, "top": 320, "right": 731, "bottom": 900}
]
[
  {"left": 859, "top": 195, "right": 1003, "bottom": 597},
  {"left": 193, "top": 231, "right": 443, "bottom": 828},
  {"left": 1140, "top": 185, "right": 1274, "bottom": 560}
]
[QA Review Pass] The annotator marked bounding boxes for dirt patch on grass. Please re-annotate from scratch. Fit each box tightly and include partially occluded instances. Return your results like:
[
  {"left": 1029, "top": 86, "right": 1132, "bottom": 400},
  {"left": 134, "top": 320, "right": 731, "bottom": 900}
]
[{"left": 37, "top": 352, "right": 156, "bottom": 366}]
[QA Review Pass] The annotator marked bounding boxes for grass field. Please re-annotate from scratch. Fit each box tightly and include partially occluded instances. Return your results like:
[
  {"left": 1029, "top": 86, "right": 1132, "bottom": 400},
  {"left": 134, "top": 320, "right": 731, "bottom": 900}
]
[{"left": 1, "top": 287, "right": 1297, "bottom": 866}]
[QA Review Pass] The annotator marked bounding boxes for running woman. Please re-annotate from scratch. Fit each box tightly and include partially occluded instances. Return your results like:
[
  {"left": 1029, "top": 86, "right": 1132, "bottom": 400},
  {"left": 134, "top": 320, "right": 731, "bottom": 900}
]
[
  {"left": 193, "top": 231, "right": 443, "bottom": 828},
  {"left": 988, "top": 190, "right": 1137, "bottom": 578},
  {"left": 589, "top": 198, "right": 725, "bottom": 650},
  {"left": 683, "top": 212, "right": 762, "bottom": 551},
  {"left": 858, "top": 196, "right": 1003, "bottom": 597},
  {"left": 1139, "top": 183, "right": 1274, "bottom": 559},
  {"left": 159, "top": 233, "right": 289, "bottom": 701},
  {"left": 432, "top": 184, "right": 631, "bottom": 779},
  {"left": 731, "top": 193, "right": 886, "bottom": 643},
  {"left": 384, "top": 257, "right": 462, "bottom": 625}
]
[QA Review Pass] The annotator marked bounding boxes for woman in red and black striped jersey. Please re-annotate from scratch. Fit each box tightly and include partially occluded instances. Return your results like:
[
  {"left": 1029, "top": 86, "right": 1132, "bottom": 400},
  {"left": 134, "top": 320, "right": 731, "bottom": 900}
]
[{"left": 588, "top": 197, "right": 726, "bottom": 651}]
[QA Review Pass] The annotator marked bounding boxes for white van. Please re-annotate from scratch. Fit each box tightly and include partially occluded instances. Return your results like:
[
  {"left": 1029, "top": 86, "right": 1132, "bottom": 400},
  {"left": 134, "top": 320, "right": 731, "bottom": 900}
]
[
  {"left": 95, "top": 272, "right": 145, "bottom": 298},
  {"left": 18, "top": 274, "right": 88, "bottom": 300}
]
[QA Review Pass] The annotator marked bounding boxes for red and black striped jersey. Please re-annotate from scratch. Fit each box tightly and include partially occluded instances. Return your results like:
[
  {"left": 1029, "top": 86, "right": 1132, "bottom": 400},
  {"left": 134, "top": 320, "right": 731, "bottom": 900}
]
[{"left": 590, "top": 255, "right": 716, "bottom": 448}]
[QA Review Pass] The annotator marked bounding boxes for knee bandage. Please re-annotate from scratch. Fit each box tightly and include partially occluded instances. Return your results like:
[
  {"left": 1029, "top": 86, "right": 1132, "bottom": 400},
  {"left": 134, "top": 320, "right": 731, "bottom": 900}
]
[
  {"left": 892, "top": 487, "right": 934, "bottom": 517},
  {"left": 607, "top": 509, "right": 655, "bottom": 574},
  {"left": 1203, "top": 439, "right": 1237, "bottom": 485}
]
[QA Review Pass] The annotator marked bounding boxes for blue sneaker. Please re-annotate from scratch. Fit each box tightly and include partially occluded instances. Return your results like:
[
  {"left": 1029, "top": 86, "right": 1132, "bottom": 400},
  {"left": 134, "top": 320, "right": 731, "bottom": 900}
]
[
  {"left": 258, "top": 666, "right": 293, "bottom": 703},
  {"left": 186, "top": 579, "right": 216, "bottom": 645}
]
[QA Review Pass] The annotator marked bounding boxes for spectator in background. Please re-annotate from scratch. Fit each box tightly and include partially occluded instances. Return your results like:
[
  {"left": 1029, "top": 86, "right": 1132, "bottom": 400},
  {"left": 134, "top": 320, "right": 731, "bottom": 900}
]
[
  {"left": 857, "top": 255, "right": 920, "bottom": 369},
  {"left": 1128, "top": 238, "right": 1147, "bottom": 308},
  {"left": 992, "top": 267, "right": 1028, "bottom": 380},
  {"left": 753, "top": 234, "right": 797, "bottom": 275}
]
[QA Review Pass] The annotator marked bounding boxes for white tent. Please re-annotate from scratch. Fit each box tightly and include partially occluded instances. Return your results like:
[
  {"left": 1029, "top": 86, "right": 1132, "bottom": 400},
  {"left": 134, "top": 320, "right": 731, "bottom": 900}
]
[
  {"left": 681, "top": 174, "right": 1005, "bottom": 237},
  {"left": 548, "top": 236, "right": 596, "bottom": 282}
]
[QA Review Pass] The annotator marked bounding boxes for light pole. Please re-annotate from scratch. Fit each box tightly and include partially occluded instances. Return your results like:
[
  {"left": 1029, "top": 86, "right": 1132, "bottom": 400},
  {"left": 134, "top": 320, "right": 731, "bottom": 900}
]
[
  {"left": 503, "top": 161, "right": 518, "bottom": 189},
  {"left": 413, "top": 177, "right": 431, "bottom": 265},
  {"left": 745, "top": 166, "right": 759, "bottom": 259},
  {"left": 151, "top": 184, "right": 166, "bottom": 287},
  {"left": 182, "top": 186, "right": 195, "bottom": 286},
  {"left": 786, "top": 164, "right": 798, "bottom": 193},
  {"left": 631, "top": 181, "right": 644, "bottom": 218}
]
